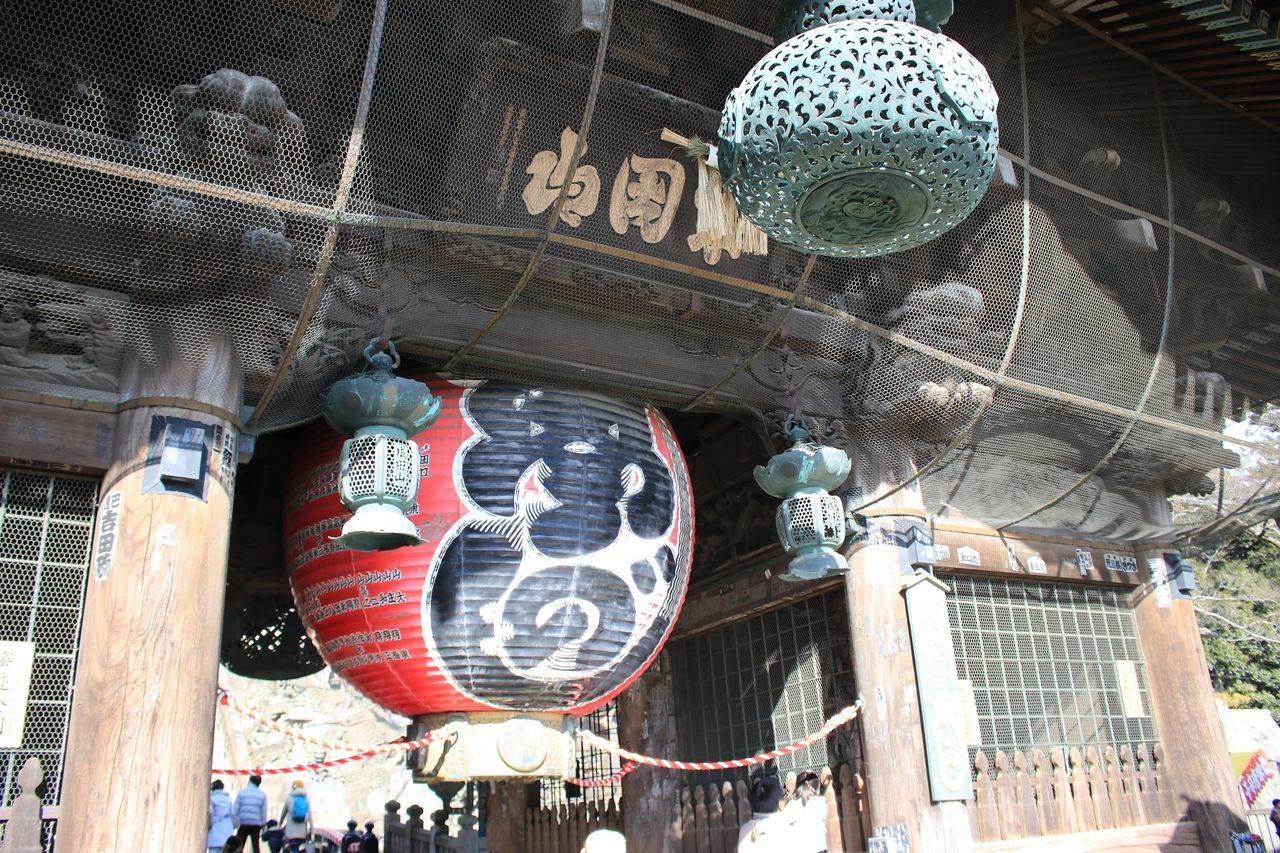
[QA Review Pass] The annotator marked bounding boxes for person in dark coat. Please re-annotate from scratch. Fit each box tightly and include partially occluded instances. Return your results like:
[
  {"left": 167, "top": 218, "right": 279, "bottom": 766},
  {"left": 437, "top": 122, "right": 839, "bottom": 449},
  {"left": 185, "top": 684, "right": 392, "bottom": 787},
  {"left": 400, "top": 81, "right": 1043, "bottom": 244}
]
[
  {"left": 360, "top": 821, "right": 379, "bottom": 853},
  {"left": 340, "top": 819, "right": 363, "bottom": 853}
]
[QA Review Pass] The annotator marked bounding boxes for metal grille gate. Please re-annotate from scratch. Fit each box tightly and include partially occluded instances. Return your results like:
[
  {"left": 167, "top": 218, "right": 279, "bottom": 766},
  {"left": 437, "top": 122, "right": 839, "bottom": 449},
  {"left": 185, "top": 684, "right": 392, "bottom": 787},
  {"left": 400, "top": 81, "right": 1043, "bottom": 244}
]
[
  {"left": 669, "top": 591, "right": 855, "bottom": 786},
  {"left": 0, "top": 468, "right": 98, "bottom": 850},
  {"left": 943, "top": 574, "right": 1158, "bottom": 768}
]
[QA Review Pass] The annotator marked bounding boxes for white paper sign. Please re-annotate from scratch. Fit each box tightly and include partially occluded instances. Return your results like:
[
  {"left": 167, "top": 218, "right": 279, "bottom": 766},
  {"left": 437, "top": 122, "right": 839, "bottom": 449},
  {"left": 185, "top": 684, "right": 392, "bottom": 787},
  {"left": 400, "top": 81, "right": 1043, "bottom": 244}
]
[
  {"left": 958, "top": 546, "right": 981, "bottom": 566},
  {"left": 0, "top": 641, "right": 36, "bottom": 748},
  {"left": 1115, "top": 660, "right": 1145, "bottom": 718}
]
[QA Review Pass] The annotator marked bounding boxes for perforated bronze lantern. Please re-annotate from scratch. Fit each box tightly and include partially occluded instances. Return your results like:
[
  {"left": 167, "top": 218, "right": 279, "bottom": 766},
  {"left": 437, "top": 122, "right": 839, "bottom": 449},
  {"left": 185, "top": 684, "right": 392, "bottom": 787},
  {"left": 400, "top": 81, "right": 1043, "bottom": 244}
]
[
  {"left": 719, "top": 0, "right": 999, "bottom": 258},
  {"left": 754, "top": 417, "right": 853, "bottom": 581},
  {"left": 320, "top": 340, "right": 441, "bottom": 551}
]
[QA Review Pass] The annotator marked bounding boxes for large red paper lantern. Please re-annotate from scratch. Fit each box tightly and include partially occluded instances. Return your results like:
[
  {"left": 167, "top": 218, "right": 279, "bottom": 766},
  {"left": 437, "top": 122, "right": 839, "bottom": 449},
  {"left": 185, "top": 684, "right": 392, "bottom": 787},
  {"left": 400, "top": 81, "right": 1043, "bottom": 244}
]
[{"left": 283, "top": 379, "right": 694, "bottom": 716}]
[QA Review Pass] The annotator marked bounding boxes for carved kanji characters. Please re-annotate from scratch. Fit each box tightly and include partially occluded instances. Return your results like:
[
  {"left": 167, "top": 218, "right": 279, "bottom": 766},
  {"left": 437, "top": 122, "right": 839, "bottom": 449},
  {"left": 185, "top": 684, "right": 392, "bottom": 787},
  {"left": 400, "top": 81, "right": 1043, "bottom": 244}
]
[
  {"left": 522, "top": 127, "right": 600, "bottom": 227},
  {"left": 609, "top": 155, "right": 685, "bottom": 243}
]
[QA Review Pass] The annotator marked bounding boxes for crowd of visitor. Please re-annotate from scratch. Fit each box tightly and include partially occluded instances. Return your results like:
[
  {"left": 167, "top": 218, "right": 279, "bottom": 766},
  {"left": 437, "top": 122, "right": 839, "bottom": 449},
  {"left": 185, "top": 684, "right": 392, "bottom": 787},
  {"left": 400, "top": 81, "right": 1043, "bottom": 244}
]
[{"left": 207, "top": 775, "right": 378, "bottom": 853}]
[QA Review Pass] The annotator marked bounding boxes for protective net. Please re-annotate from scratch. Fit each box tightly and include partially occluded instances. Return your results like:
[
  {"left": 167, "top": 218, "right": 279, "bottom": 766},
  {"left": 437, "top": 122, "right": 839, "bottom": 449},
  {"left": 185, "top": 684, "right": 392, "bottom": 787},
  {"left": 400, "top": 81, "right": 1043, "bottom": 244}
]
[{"left": 0, "top": 0, "right": 1277, "bottom": 543}]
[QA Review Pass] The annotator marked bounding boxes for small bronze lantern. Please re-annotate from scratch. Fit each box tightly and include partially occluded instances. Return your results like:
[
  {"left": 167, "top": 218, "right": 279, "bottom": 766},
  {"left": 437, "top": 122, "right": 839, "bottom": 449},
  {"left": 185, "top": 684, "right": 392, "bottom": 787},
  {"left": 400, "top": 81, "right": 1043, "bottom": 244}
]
[
  {"left": 320, "top": 339, "right": 441, "bottom": 551},
  {"left": 754, "top": 417, "right": 853, "bottom": 581}
]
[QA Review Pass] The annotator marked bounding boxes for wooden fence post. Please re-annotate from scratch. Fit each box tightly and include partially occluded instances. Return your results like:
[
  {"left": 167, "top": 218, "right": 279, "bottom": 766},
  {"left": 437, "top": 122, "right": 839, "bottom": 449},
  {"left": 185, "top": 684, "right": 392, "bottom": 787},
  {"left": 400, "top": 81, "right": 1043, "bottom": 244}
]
[
  {"left": 973, "top": 751, "right": 1000, "bottom": 841},
  {"left": 993, "top": 750, "right": 1022, "bottom": 839},
  {"left": 1121, "top": 746, "right": 1147, "bottom": 826},
  {"left": 1050, "top": 749, "right": 1074, "bottom": 833},
  {"left": 1032, "top": 750, "right": 1056, "bottom": 836},
  {"left": 1014, "top": 751, "right": 1039, "bottom": 836},
  {"left": 1106, "top": 746, "right": 1131, "bottom": 827},
  {"left": 1086, "top": 746, "right": 1113, "bottom": 830},
  {"left": 1069, "top": 747, "right": 1094, "bottom": 832}
]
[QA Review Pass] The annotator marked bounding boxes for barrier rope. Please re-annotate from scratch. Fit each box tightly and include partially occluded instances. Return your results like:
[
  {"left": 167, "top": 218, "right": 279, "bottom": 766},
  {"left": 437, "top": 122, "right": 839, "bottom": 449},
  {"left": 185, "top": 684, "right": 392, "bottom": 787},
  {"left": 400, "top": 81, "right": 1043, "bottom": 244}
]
[
  {"left": 577, "top": 701, "right": 864, "bottom": 771},
  {"left": 211, "top": 690, "right": 862, "bottom": 779}
]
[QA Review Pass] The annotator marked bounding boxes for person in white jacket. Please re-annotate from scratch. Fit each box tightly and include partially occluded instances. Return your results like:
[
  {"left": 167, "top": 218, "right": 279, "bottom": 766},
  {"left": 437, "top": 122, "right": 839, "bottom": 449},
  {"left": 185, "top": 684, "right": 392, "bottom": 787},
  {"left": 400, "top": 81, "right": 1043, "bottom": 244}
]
[
  {"left": 781, "top": 771, "right": 828, "bottom": 853},
  {"left": 208, "top": 780, "right": 236, "bottom": 853},
  {"left": 233, "top": 774, "right": 269, "bottom": 853},
  {"left": 737, "top": 776, "right": 788, "bottom": 852}
]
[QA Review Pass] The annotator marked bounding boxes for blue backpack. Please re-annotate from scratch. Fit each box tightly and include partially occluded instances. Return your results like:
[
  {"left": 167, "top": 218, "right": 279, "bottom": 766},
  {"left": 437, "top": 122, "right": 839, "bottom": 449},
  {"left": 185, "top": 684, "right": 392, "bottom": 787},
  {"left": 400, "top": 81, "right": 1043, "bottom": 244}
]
[{"left": 289, "top": 793, "right": 309, "bottom": 822}]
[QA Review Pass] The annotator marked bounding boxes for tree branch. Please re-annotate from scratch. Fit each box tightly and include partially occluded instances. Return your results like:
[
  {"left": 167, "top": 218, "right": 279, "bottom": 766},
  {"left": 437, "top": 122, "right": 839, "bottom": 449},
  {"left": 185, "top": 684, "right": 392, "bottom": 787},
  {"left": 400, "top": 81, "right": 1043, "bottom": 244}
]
[{"left": 1194, "top": 604, "right": 1280, "bottom": 645}]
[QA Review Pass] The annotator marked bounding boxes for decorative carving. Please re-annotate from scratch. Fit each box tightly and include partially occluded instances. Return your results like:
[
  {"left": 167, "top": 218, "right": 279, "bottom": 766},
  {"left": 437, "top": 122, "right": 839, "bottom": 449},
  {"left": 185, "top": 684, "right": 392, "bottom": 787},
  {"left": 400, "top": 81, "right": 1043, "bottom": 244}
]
[
  {"left": 0, "top": 279, "right": 123, "bottom": 392},
  {"left": 856, "top": 282, "right": 993, "bottom": 438},
  {"left": 719, "top": 18, "right": 998, "bottom": 257},
  {"left": 171, "top": 69, "right": 302, "bottom": 171},
  {"left": 779, "top": 0, "right": 916, "bottom": 37},
  {"left": 0, "top": 756, "right": 42, "bottom": 853}
]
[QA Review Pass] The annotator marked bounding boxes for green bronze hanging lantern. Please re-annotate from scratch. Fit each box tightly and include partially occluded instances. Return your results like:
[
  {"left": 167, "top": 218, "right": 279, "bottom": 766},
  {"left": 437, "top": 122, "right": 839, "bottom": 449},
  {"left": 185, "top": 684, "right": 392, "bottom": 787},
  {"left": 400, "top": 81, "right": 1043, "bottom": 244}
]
[
  {"left": 719, "top": 0, "right": 998, "bottom": 258},
  {"left": 320, "top": 339, "right": 441, "bottom": 551},
  {"left": 754, "top": 416, "right": 853, "bottom": 581}
]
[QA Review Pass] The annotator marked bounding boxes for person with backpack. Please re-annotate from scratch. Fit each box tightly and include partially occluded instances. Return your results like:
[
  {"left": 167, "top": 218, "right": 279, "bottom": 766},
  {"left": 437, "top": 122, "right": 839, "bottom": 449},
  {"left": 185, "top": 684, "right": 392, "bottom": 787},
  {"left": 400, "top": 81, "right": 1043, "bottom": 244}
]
[
  {"left": 340, "top": 820, "right": 363, "bottom": 853},
  {"left": 234, "top": 774, "right": 269, "bottom": 853},
  {"left": 278, "top": 780, "right": 312, "bottom": 851}
]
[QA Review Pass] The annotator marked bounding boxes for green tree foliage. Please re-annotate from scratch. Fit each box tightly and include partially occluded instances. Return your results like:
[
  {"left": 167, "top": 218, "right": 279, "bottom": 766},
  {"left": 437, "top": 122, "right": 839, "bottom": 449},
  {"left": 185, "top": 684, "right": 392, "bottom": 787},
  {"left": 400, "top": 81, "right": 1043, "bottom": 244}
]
[{"left": 1193, "top": 531, "right": 1280, "bottom": 718}]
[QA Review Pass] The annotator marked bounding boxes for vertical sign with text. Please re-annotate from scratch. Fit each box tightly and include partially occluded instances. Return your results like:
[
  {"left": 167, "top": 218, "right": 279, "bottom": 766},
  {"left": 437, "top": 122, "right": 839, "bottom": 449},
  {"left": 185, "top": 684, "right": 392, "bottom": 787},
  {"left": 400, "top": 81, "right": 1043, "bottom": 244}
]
[{"left": 0, "top": 641, "right": 36, "bottom": 748}]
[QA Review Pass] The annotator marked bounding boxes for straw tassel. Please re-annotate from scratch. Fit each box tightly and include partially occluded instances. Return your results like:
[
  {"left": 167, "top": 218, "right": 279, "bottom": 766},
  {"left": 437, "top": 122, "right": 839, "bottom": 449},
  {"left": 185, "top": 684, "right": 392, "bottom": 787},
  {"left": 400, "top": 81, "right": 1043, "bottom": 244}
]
[{"left": 662, "top": 128, "right": 767, "bottom": 265}]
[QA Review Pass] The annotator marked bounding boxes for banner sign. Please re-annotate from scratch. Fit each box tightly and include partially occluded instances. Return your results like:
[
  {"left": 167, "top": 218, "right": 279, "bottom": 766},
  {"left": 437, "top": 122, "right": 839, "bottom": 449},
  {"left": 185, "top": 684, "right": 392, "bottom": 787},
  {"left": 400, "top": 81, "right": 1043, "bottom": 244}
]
[{"left": 1239, "top": 749, "right": 1279, "bottom": 808}]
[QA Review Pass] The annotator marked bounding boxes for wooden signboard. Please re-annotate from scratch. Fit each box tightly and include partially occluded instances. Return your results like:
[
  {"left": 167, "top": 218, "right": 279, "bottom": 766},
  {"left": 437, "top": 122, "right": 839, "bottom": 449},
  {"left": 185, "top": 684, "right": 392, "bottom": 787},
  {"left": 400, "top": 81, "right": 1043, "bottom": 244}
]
[{"left": 444, "top": 38, "right": 787, "bottom": 297}]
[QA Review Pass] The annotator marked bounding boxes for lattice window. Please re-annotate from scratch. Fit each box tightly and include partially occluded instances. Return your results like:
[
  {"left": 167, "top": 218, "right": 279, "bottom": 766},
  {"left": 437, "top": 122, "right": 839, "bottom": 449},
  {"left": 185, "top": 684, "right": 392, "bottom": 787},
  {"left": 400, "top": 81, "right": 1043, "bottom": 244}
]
[
  {"left": 942, "top": 573, "right": 1158, "bottom": 768},
  {"left": 0, "top": 468, "right": 98, "bottom": 851},
  {"left": 668, "top": 591, "right": 856, "bottom": 786},
  {"left": 539, "top": 700, "right": 621, "bottom": 807}
]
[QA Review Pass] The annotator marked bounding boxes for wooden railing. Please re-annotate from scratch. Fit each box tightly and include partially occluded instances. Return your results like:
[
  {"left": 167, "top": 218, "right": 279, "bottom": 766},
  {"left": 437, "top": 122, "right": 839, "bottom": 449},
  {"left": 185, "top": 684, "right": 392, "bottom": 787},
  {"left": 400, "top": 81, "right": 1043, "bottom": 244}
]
[
  {"left": 524, "top": 798, "right": 623, "bottom": 852},
  {"left": 522, "top": 761, "right": 869, "bottom": 853},
  {"left": 969, "top": 742, "right": 1177, "bottom": 844},
  {"left": 384, "top": 801, "right": 481, "bottom": 853}
]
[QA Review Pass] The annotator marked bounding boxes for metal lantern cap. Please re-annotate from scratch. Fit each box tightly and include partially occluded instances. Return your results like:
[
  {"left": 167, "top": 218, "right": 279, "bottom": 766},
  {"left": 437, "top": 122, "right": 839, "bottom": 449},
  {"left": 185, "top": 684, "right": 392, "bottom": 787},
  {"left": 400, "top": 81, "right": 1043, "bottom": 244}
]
[
  {"left": 337, "top": 504, "right": 424, "bottom": 552},
  {"left": 321, "top": 339, "right": 442, "bottom": 437},
  {"left": 754, "top": 418, "right": 853, "bottom": 498}
]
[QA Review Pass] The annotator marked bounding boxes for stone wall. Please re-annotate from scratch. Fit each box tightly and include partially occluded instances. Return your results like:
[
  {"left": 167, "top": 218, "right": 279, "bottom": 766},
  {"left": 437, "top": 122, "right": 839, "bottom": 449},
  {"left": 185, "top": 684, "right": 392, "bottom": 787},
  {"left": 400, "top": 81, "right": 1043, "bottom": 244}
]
[{"left": 213, "top": 665, "right": 444, "bottom": 830}]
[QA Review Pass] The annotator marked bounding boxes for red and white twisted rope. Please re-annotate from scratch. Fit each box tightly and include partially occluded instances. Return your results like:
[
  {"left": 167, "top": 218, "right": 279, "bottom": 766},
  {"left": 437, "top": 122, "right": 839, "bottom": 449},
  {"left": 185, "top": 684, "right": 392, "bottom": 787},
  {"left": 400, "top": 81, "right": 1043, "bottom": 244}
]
[
  {"left": 212, "top": 688, "right": 447, "bottom": 776},
  {"left": 577, "top": 701, "right": 864, "bottom": 772},
  {"left": 569, "top": 762, "right": 637, "bottom": 788}
]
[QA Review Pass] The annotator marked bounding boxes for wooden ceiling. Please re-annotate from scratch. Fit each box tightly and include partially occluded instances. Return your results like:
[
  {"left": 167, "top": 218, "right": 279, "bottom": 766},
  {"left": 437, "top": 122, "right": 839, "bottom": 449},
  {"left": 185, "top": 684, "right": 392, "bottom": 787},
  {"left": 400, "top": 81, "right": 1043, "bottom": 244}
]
[{"left": 1031, "top": 0, "right": 1280, "bottom": 126}]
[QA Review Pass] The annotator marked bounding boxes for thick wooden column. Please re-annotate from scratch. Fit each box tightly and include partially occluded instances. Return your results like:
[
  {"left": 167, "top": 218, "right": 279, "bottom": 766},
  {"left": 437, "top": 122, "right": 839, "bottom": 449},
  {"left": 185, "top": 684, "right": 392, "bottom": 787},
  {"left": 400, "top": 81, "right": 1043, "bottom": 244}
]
[
  {"left": 842, "top": 467, "right": 973, "bottom": 853},
  {"left": 59, "top": 340, "right": 242, "bottom": 851},
  {"left": 484, "top": 782, "right": 533, "bottom": 852},
  {"left": 1133, "top": 548, "right": 1243, "bottom": 852},
  {"left": 619, "top": 652, "right": 680, "bottom": 853}
]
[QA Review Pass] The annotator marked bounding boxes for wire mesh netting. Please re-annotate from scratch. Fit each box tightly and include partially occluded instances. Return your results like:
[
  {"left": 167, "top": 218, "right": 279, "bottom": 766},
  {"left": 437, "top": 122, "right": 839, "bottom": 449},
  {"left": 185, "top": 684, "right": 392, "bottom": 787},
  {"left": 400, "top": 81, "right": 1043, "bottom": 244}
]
[
  {"left": 667, "top": 591, "right": 858, "bottom": 787},
  {"left": 0, "top": 468, "right": 97, "bottom": 852},
  {"left": 0, "top": 0, "right": 1277, "bottom": 542},
  {"left": 942, "top": 573, "right": 1158, "bottom": 773}
]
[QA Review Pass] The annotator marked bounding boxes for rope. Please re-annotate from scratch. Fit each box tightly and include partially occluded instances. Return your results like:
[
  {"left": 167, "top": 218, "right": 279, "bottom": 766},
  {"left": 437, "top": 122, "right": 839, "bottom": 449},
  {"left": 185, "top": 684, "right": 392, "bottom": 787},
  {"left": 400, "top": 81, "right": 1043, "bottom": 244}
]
[
  {"left": 213, "top": 690, "right": 860, "bottom": 779},
  {"left": 578, "top": 701, "right": 863, "bottom": 771},
  {"left": 569, "top": 762, "right": 637, "bottom": 788}
]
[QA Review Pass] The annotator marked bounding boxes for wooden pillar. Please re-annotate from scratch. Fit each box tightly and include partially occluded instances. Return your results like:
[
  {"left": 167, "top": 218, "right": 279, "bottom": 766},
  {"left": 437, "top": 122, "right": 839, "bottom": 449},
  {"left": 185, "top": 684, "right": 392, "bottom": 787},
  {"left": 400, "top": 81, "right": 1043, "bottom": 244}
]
[
  {"left": 485, "top": 782, "right": 534, "bottom": 852},
  {"left": 618, "top": 652, "right": 680, "bottom": 853},
  {"left": 58, "top": 340, "right": 242, "bottom": 852},
  {"left": 842, "top": 460, "right": 974, "bottom": 853},
  {"left": 1133, "top": 547, "right": 1244, "bottom": 853}
]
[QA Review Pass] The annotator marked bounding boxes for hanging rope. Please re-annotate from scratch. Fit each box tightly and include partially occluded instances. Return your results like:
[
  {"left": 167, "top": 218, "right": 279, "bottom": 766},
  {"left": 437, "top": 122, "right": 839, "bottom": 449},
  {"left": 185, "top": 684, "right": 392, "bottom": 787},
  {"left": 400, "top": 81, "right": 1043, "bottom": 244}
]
[
  {"left": 212, "top": 690, "right": 861, "bottom": 779},
  {"left": 578, "top": 701, "right": 863, "bottom": 772}
]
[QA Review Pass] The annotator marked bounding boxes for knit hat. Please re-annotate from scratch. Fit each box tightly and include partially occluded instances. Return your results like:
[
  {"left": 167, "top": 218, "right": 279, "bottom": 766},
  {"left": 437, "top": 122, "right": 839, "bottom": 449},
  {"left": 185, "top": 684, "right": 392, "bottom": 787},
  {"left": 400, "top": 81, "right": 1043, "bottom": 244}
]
[{"left": 749, "top": 776, "right": 783, "bottom": 814}]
